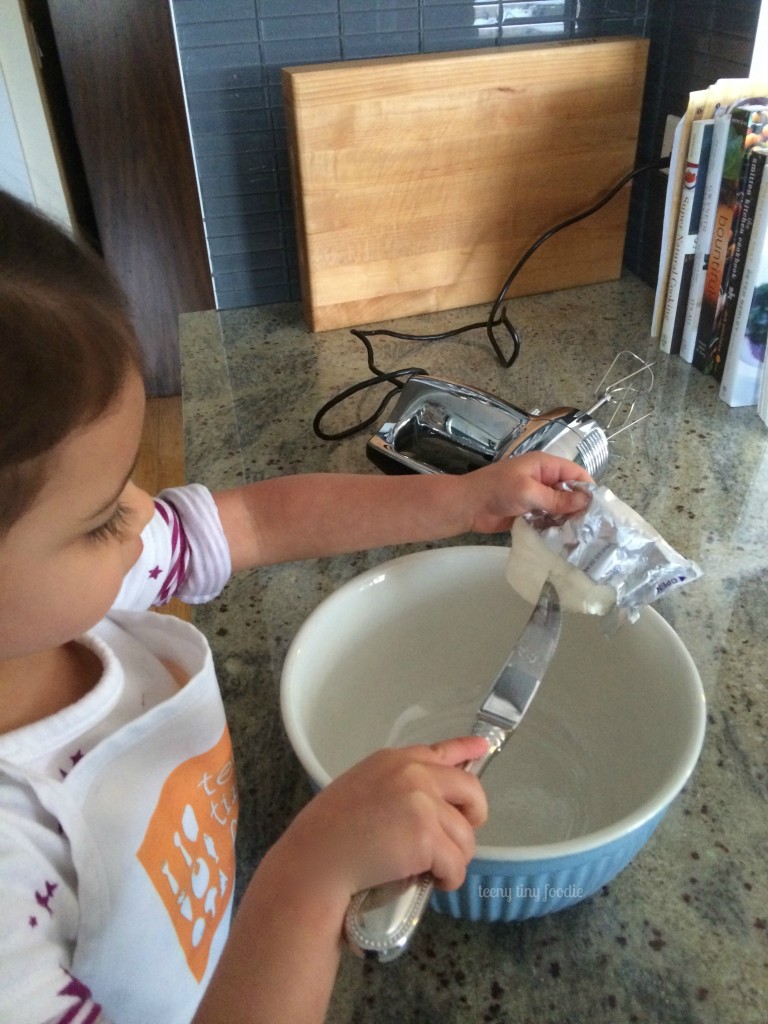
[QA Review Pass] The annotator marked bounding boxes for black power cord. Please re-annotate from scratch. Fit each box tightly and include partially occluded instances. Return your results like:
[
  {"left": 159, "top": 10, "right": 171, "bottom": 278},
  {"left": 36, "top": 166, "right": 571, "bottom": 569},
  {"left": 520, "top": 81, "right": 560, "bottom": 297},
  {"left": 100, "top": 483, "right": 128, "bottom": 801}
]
[{"left": 313, "top": 155, "right": 669, "bottom": 441}]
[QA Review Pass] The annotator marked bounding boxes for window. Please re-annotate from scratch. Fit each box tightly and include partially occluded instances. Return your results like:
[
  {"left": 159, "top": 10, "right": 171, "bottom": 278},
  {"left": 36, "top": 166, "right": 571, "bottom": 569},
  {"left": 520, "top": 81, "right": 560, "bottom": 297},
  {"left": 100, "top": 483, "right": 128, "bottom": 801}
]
[{"left": 474, "top": 1, "right": 570, "bottom": 40}]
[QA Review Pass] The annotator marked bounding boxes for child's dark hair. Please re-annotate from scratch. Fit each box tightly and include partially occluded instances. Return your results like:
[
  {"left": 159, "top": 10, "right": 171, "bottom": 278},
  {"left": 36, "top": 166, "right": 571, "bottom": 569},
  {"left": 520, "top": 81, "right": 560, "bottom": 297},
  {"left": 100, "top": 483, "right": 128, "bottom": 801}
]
[{"left": 0, "top": 190, "right": 142, "bottom": 534}]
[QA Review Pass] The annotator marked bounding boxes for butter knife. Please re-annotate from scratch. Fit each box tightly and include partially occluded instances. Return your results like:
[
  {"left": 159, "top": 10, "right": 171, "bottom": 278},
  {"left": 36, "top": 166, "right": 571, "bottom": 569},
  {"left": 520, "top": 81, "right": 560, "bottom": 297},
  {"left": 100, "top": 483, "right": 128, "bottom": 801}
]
[{"left": 344, "top": 580, "right": 562, "bottom": 962}]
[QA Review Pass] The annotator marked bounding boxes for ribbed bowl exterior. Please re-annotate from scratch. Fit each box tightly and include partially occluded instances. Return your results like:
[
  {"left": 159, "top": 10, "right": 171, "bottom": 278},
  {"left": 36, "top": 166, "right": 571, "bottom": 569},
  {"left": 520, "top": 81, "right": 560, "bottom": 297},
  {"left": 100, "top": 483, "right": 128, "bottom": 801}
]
[{"left": 430, "top": 808, "right": 666, "bottom": 921}]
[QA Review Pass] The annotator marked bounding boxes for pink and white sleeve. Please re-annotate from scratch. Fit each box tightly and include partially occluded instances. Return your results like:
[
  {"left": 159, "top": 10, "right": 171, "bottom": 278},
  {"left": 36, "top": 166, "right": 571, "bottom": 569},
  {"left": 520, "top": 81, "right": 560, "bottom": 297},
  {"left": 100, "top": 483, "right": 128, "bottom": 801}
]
[{"left": 111, "top": 483, "right": 232, "bottom": 612}]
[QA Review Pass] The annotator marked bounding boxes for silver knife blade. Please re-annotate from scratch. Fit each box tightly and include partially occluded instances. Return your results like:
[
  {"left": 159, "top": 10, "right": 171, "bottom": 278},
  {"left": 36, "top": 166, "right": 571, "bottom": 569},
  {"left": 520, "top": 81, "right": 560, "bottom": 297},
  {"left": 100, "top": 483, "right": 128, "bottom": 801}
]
[
  {"left": 466, "top": 579, "right": 561, "bottom": 773},
  {"left": 480, "top": 579, "right": 561, "bottom": 727}
]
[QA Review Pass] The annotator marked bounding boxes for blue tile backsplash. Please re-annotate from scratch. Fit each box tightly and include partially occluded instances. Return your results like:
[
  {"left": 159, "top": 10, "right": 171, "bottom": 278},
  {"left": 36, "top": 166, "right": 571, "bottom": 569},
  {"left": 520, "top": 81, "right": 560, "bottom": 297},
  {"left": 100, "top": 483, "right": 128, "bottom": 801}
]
[{"left": 171, "top": 0, "right": 651, "bottom": 310}]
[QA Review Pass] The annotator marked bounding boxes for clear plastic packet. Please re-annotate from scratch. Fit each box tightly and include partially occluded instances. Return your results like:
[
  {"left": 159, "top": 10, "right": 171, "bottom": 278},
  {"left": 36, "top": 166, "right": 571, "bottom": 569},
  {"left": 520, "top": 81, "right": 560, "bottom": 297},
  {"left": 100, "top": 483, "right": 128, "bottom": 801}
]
[{"left": 509, "top": 481, "right": 703, "bottom": 630}]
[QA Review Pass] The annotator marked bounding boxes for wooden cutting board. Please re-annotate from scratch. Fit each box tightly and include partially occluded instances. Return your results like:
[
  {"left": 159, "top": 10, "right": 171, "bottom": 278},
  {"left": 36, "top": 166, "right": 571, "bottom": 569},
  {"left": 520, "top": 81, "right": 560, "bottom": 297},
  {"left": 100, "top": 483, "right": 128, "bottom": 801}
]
[{"left": 283, "top": 37, "right": 649, "bottom": 332}]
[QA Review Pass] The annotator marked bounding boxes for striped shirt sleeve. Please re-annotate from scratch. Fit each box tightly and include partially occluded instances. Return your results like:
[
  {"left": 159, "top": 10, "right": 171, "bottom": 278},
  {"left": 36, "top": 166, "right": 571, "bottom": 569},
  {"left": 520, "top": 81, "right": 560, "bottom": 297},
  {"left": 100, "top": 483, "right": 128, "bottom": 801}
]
[{"left": 111, "top": 483, "right": 232, "bottom": 612}]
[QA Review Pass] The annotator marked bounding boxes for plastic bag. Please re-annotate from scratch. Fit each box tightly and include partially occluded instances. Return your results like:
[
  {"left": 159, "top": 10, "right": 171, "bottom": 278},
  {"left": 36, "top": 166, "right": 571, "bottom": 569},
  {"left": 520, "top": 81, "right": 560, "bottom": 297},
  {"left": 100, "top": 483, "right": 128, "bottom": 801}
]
[{"left": 508, "top": 482, "right": 703, "bottom": 629}]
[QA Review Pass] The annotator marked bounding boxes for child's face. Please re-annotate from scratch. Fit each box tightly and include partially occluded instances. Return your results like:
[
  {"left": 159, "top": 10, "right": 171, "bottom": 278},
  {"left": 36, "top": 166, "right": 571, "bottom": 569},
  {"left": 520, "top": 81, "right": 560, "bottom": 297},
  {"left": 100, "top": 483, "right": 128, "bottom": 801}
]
[{"left": 0, "top": 369, "right": 155, "bottom": 660}]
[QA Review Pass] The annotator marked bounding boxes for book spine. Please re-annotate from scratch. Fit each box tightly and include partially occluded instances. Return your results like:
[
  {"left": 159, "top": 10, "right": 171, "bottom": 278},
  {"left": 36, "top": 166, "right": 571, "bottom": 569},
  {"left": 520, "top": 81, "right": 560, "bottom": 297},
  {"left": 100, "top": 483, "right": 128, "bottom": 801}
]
[
  {"left": 719, "top": 152, "right": 768, "bottom": 407},
  {"left": 680, "top": 114, "right": 731, "bottom": 362},
  {"left": 692, "top": 105, "right": 767, "bottom": 373},
  {"left": 712, "top": 147, "right": 767, "bottom": 379},
  {"left": 659, "top": 120, "right": 712, "bottom": 355},
  {"left": 672, "top": 122, "right": 714, "bottom": 356},
  {"left": 652, "top": 91, "right": 708, "bottom": 337}
]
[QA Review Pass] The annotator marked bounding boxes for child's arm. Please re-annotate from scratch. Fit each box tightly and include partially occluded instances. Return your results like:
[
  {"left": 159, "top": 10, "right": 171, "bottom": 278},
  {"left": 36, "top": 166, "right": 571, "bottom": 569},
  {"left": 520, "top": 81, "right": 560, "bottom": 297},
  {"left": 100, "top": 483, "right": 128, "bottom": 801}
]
[
  {"left": 188, "top": 455, "right": 587, "bottom": 1019},
  {"left": 192, "top": 736, "right": 488, "bottom": 1024},
  {"left": 213, "top": 452, "right": 591, "bottom": 572}
]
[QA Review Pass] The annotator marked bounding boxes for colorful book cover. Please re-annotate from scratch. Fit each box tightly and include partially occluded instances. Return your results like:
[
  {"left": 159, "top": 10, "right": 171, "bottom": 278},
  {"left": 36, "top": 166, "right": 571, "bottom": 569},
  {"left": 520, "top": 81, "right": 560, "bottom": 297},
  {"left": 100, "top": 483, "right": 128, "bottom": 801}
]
[
  {"left": 659, "top": 78, "right": 768, "bottom": 346},
  {"left": 712, "top": 147, "right": 768, "bottom": 380},
  {"left": 692, "top": 101, "right": 768, "bottom": 374},
  {"left": 719, "top": 160, "right": 768, "bottom": 407},
  {"left": 659, "top": 119, "right": 714, "bottom": 355}
]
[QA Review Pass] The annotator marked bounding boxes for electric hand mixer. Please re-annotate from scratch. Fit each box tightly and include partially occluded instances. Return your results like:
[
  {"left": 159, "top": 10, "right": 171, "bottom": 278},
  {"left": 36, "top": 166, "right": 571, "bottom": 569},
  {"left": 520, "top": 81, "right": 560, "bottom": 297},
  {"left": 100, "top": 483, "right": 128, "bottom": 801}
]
[{"left": 366, "top": 351, "right": 654, "bottom": 480}]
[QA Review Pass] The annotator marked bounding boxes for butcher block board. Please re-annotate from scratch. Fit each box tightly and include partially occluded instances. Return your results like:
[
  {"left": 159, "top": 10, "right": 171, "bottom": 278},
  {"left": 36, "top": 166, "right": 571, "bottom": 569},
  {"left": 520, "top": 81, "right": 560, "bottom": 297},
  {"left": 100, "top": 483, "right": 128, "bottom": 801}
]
[{"left": 282, "top": 37, "right": 649, "bottom": 332}]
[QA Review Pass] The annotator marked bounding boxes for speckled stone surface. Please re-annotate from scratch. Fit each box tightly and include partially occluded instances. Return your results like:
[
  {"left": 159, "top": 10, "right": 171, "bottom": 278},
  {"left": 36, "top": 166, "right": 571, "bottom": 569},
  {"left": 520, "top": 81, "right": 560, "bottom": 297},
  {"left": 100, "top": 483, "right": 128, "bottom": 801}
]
[{"left": 179, "top": 272, "right": 768, "bottom": 1024}]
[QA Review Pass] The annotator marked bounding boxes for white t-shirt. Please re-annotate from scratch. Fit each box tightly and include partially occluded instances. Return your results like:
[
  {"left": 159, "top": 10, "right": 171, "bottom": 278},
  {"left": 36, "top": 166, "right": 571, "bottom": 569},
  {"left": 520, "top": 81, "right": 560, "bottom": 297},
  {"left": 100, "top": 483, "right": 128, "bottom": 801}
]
[{"left": 0, "top": 485, "right": 235, "bottom": 1024}]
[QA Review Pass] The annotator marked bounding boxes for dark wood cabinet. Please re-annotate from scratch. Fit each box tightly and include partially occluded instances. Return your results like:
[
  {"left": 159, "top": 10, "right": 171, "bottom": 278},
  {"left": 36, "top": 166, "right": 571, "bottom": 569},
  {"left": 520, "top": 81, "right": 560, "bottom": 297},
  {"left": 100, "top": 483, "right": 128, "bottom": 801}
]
[{"left": 25, "top": 0, "right": 214, "bottom": 396}]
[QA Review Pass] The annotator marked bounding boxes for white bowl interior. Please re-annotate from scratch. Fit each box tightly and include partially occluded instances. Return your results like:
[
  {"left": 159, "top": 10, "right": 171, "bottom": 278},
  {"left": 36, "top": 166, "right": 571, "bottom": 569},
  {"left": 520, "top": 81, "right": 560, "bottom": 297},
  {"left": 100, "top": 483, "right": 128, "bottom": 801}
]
[{"left": 281, "top": 546, "right": 705, "bottom": 858}]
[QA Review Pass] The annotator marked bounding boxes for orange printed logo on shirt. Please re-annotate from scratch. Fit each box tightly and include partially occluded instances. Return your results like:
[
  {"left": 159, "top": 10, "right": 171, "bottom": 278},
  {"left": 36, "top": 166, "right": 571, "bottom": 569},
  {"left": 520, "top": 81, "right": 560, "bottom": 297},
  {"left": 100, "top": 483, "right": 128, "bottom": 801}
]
[{"left": 137, "top": 726, "right": 237, "bottom": 981}]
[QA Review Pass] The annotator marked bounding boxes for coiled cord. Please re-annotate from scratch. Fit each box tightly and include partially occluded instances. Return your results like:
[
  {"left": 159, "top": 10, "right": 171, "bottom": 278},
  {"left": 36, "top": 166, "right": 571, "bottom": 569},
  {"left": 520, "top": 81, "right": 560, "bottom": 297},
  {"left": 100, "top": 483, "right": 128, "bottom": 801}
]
[{"left": 313, "top": 156, "right": 668, "bottom": 441}]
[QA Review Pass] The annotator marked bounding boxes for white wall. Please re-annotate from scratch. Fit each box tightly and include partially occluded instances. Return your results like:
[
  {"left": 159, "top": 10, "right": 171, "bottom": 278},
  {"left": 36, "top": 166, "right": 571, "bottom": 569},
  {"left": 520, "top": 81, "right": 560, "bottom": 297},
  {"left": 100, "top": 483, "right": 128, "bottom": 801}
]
[
  {"left": 0, "top": 61, "right": 34, "bottom": 203},
  {"left": 0, "top": 0, "right": 72, "bottom": 229}
]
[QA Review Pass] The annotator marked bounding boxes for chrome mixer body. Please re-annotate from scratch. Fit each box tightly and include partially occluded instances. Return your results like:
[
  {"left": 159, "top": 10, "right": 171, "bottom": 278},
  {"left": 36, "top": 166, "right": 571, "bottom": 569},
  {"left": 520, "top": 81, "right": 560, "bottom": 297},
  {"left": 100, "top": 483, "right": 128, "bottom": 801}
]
[
  {"left": 366, "top": 354, "right": 653, "bottom": 479},
  {"left": 367, "top": 376, "right": 611, "bottom": 479}
]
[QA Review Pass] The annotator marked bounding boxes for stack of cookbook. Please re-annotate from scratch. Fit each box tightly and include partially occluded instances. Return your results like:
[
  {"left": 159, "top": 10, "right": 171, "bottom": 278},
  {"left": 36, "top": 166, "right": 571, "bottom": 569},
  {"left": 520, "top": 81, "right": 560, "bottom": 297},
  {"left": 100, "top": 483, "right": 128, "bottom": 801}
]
[{"left": 653, "top": 78, "right": 768, "bottom": 426}]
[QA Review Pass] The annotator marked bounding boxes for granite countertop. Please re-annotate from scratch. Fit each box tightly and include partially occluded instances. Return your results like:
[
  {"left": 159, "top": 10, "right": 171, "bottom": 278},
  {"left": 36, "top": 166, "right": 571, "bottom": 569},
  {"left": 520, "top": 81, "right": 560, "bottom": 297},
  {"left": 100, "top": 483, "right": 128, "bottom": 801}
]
[{"left": 179, "top": 272, "right": 767, "bottom": 1024}]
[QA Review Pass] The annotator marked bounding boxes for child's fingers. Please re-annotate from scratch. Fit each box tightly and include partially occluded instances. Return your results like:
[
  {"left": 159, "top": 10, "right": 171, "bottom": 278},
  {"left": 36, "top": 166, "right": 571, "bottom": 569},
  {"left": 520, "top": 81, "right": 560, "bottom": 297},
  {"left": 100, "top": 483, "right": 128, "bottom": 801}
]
[
  {"left": 430, "top": 842, "right": 473, "bottom": 890},
  {"left": 423, "top": 734, "right": 490, "bottom": 767},
  {"left": 532, "top": 452, "right": 593, "bottom": 486},
  {"left": 429, "top": 764, "right": 489, "bottom": 829},
  {"left": 412, "top": 737, "right": 490, "bottom": 828},
  {"left": 537, "top": 484, "right": 591, "bottom": 517}
]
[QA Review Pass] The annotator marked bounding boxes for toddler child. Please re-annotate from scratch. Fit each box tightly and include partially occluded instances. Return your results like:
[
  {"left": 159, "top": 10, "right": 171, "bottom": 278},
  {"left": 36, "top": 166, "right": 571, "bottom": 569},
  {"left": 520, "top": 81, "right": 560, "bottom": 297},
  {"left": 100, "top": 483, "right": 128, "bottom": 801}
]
[{"left": 0, "top": 190, "right": 590, "bottom": 1024}]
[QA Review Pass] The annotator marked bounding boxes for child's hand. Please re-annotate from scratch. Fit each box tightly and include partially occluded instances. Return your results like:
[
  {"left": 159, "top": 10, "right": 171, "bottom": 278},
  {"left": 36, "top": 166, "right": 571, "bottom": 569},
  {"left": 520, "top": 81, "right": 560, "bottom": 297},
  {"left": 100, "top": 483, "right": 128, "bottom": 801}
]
[
  {"left": 197, "top": 738, "right": 488, "bottom": 1022},
  {"left": 456, "top": 451, "right": 592, "bottom": 535},
  {"left": 272, "top": 736, "right": 489, "bottom": 901}
]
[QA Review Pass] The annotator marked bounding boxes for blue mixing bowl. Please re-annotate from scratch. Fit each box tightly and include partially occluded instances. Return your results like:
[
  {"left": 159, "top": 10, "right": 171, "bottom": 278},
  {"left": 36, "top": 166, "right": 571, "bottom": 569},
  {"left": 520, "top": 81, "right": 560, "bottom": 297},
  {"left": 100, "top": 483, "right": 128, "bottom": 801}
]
[{"left": 281, "top": 546, "right": 706, "bottom": 921}]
